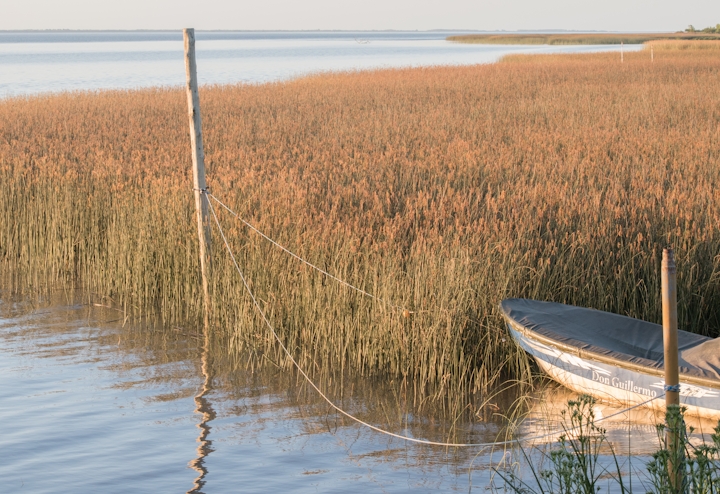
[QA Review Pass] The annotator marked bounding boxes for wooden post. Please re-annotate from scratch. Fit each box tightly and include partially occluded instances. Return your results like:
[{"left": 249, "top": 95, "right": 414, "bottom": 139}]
[
  {"left": 662, "top": 248, "right": 680, "bottom": 407},
  {"left": 651, "top": 45, "right": 654, "bottom": 63},
  {"left": 184, "top": 28, "right": 211, "bottom": 327},
  {"left": 662, "top": 247, "right": 683, "bottom": 489},
  {"left": 621, "top": 41, "right": 624, "bottom": 63}
]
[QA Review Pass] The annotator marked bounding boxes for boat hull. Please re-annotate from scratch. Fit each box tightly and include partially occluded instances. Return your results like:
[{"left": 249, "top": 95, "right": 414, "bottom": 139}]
[{"left": 507, "top": 322, "right": 720, "bottom": 420}]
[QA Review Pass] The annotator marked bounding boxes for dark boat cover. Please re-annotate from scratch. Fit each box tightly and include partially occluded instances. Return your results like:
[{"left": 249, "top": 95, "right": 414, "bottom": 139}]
[{"left": 501, "top": 298, "right": 720, "bottom": 383}]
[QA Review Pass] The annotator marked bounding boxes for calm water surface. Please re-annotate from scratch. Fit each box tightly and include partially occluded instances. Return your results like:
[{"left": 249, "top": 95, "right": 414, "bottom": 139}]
[
  {"left": 0, "top": 297, "right": 507, "bottom": 493},
  {"left": 3, "top": 296, "right": 712, "bottom": 493},
  {"left": 0, "top": 30, "right": 639, "bottom": 98}
]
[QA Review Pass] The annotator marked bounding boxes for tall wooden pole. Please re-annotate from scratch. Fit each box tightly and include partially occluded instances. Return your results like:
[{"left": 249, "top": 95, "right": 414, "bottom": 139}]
[
  {"left": 184, "top": 28, "right": 211, "bottom": 328},
  {"left": 662, "top": 247, "right": 683, "bottom": 490},
  {"left": 662, "top": 247, "right": 680, "bottom": 405},
  {"left": 662, "top": 247, "right": 679, "bottom": 406}
]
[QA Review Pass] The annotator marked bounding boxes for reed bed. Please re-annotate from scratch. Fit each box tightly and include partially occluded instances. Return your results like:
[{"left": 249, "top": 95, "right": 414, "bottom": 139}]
[
  {"left": 645, "top": 39, "right": 720, "bottom": 51},
  {"left": 1, "top": 43, "right": 720, "bottom": 416}
]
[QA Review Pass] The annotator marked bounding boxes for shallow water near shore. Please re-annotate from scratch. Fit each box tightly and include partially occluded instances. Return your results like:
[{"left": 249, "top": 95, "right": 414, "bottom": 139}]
[
  {"left": 0, "top": 294, "right": 509, "bottom": 493},
  {"left": 3, "top": 294, "right": 716, "bottom": 493}
]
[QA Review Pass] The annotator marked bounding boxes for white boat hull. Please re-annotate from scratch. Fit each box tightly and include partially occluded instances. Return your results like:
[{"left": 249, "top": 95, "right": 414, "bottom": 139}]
[{"left": 508, "top": 323, "right": 720, "bottom": 420}]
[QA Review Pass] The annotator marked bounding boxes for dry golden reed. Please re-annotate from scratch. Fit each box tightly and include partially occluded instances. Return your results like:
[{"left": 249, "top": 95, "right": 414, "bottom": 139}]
[
  {"left": 1, "top": 43, "right": 720, "bottom": 415},
  {"left": 645, "top": 39, "right": 720, "bottom": 51}
]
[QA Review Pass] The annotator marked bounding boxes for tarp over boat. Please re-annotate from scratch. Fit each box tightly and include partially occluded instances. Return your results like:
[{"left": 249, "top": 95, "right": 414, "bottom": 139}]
[{"left": 500, "top": 298, "right": 720, "bottom": 383}]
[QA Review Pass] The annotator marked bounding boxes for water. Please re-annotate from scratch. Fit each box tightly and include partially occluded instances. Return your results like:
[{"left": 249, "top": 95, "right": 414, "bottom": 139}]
[
  {"left": 4, "top": 296, "right": 715, "bottom": 493},
  {"left": 0, "top": 297, "right": 508, "bottom": 493},
  {"left": 0, "top": 30, "right": 637, "bottom": 98}
]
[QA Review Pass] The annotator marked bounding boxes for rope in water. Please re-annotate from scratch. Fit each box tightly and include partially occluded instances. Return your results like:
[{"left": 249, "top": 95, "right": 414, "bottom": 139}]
[
  {"left": 207, "top": 192, "right": 413, "bottom": 314},
  {"left": 206, "top": 192, "right": 666, "bottom": 448}
]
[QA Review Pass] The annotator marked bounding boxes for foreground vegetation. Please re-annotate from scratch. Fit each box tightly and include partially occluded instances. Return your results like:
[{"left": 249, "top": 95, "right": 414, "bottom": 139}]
[
  {"left": 1, "top": 42, "right": 720, "bottom": 415},
  {"left": 448, "top": 32, "right": 720, "bottom": 45},
  {"left": 496, "top": 396, "right": 720, "bottom": 493}
]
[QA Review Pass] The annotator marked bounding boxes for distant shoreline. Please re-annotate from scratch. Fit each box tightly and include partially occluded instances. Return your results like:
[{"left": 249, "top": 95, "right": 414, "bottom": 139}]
[{"left": 448, "top": 32, "right": 720, "bottom": 45}]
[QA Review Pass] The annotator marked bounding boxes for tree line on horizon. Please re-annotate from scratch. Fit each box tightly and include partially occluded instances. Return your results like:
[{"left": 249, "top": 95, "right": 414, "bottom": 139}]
[{"left": 686, "top": 24, "right": 720, "bottom": 33}]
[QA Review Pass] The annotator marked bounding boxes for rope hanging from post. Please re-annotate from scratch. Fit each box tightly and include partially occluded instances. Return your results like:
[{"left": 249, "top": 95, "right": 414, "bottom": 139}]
[
  {"left": 206, "top": 194, "right": 666, "bottom": 448},
  {"left": 208, "top": 192, "right": 415, "bottom": 315}
]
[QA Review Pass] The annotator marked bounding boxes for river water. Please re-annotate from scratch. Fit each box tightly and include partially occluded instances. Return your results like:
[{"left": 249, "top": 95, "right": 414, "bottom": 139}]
[{"left": 0, "top": 30, "right": 638, "bottom": 98}]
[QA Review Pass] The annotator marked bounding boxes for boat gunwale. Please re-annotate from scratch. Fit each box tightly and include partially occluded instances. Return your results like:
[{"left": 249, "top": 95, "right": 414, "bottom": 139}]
[{"left": 503, "top": 315, "right": 720, "bottom": 391}]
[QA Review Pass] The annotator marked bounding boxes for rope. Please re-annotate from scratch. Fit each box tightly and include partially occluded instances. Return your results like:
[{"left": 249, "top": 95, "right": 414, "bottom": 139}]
[
  {"left": 207, "top": 192, "right": 413, "bottom": 314},
  {"left": 206, "top": 194, "right": 666, "bottom": 448}
]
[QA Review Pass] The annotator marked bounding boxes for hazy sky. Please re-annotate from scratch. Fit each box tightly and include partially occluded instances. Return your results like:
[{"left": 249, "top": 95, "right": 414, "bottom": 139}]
[{"left": 4, "top": 0, "right": 720, "bottom": 32}]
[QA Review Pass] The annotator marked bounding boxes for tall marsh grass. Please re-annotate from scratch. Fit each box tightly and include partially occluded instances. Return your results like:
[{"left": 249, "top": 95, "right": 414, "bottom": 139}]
[
  {"left": 645, "top": 39, "right": 720, "bottom": 51},
  {"left": 1, "top": 44, "right": 720, "bottom": 415}
]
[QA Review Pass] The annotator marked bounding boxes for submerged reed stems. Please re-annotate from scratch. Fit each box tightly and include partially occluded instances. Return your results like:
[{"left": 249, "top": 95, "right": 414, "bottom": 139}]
[{"left": 1, "top": 43, "right": 720, "bottom": 415}]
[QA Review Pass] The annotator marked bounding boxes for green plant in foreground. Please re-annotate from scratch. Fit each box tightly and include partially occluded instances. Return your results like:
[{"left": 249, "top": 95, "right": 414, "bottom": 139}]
[
  {"left": 496, "top": 396, "right": 720, "bottom": 493},
  {"left": 646, "top": 405, "right": 720, "bottom": 494},
  {"left": 495, "top": 394, "right": 629, "bottom": 494}
]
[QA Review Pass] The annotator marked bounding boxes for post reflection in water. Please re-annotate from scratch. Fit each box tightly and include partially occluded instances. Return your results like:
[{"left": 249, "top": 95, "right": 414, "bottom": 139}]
[
  {"left": 6, "top": 297, "right": 698, "bottom": 493},
  {"left": 188, "top": 327, "right": 215, "bottom": 494}
]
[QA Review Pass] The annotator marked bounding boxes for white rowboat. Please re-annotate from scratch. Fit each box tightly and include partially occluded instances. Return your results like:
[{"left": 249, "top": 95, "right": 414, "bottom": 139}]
[{"left": 501, "top": 298, "right": 720, "bottom": 420}]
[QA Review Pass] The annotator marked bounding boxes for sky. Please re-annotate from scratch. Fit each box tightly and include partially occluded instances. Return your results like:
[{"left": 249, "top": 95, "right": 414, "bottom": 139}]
[{"left": 3, "top": 0, "right": 720, "bottom": 32}]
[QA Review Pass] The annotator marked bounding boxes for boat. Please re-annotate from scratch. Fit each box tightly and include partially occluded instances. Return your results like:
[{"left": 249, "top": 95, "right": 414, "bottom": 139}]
[{"left": 500, "top": 298, "right": 720, "bottom": 420}]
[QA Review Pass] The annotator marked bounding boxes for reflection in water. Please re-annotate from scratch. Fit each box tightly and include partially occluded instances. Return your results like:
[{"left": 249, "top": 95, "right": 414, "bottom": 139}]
[
  {"left": 5, "top": 294, "right": 715, "bottom": 492},
  {"left": 188, "top": 328, "right": 215, "bottom": 494},
  {"left": 0, "top": 294, "right": 202, "bottom": 494},
  {"left": 521, "top": 385, "right": 720, "bottom": 455}
]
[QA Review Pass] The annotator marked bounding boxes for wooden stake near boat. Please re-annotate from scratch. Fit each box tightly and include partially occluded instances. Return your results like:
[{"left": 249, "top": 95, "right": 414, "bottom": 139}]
[
  {"left": 662, "top": 247, "right": 683, "bottom": 490},
  {"left": 662, "top": 248, "right": 680, "bottom": 408},
  {"left": 184, "top": 28, "right": 211, "bottom": 328}
]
